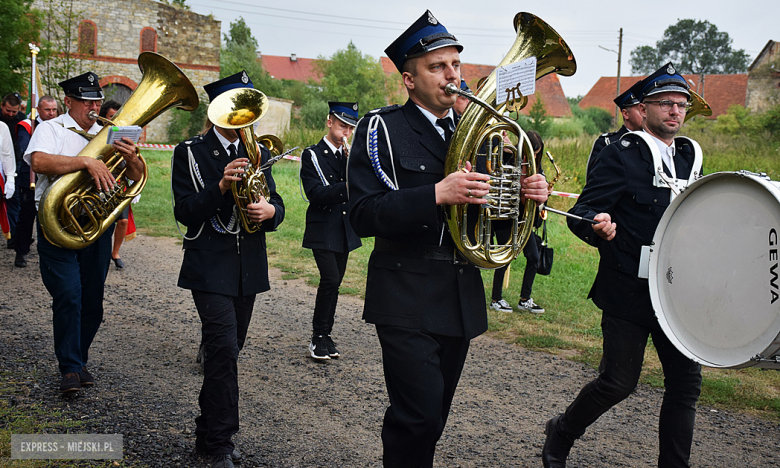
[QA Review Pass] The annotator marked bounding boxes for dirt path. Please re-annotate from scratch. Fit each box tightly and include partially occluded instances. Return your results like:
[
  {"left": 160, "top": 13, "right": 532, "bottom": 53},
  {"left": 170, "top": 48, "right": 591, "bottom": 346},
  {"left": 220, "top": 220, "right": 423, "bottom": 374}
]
[{"left": 1, "top": 235, "right": 779, "bottom": 467}]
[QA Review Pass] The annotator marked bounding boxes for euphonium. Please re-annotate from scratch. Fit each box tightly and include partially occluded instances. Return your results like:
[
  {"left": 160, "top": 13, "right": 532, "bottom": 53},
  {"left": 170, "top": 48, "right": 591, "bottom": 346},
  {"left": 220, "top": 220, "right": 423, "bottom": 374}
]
[
  {"left": 39, "top": 52, "right": 200, "bottom": 249},
  {"left": 207, "top": 87, "right": 273, "bottom": 233},
  {"left": 444, "top": 12, "right": 576, "bottom": 269}
]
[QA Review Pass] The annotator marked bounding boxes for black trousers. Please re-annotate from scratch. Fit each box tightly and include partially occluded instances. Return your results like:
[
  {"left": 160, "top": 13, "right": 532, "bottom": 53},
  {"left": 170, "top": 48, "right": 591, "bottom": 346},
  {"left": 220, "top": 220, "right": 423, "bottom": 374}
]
[
  {"left": 192, "top": 290, "right": 255, "bottom": 455},
  {"left": 491, "top": 229, "right": 539, "bottom": 300},
  {"left": 376, "top": 325, "right": 470, "bottom": 468},
  {"left": 311, "top": 249, "right": 349, "bottom": 336},
  {"left": 557, "top": 313, "right": 702, "bottom": 468}
]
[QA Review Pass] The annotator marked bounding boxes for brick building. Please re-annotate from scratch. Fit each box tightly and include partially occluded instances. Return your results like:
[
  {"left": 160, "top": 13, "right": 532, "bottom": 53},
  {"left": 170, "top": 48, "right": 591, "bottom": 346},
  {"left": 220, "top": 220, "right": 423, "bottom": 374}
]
[{"left": 33, "top": 0, "right": 220, "bottom": 142}]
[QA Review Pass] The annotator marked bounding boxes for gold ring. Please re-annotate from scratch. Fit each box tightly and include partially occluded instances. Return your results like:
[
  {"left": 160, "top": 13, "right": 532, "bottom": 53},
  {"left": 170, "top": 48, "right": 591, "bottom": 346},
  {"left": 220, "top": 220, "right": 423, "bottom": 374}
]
[{"left": 468, "top": 189, "right": 472, "bottom": 197}]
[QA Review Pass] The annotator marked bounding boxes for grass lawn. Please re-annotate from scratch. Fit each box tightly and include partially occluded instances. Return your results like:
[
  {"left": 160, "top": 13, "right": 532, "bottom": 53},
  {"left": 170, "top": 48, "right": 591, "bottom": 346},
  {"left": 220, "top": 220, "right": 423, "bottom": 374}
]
[{"left": 129, "top": 129, "right": 780, "bottom": 418}]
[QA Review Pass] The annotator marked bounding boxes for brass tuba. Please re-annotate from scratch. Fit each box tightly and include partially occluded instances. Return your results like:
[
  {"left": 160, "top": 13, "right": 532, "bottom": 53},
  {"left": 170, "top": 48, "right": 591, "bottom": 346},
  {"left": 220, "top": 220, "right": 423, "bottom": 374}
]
[
  {"left": 39, "top": 52, "right": 200, "bottom": 249},
  {"left": 444, "top": 12, "right": 577, "bottom": 269}
]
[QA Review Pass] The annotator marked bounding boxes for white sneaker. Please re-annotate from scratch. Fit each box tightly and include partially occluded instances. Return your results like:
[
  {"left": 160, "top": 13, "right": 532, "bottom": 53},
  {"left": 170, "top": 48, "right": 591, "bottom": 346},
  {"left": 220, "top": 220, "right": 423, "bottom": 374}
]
[
  {"left": 518, "top": 298, "right": 544, "bottom": 314},
  {"left": 490, "top": 299, "right": 513, "bottom": 313}
]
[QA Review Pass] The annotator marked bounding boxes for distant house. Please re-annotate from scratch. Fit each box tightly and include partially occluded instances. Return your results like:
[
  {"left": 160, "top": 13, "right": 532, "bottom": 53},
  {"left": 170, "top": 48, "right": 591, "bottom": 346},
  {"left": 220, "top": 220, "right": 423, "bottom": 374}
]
[
  {"left": 260, "top": 54, "right": 572, "bottom": 118},
  {"left": 746, "top": 40, "right": 780, "bottom": 114},
  {"left": 580, "top": 73, "right": 749, "bottom": 119},
  {"left": 260, "top": 53, "right": 318, "bottom": 82}
]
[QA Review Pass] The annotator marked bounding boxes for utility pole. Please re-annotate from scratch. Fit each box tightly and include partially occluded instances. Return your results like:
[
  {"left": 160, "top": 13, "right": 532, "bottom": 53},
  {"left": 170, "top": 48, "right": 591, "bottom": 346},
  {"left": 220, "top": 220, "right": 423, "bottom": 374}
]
[{"left": 600, "top": 28, "right": 624, "bottom": 129}]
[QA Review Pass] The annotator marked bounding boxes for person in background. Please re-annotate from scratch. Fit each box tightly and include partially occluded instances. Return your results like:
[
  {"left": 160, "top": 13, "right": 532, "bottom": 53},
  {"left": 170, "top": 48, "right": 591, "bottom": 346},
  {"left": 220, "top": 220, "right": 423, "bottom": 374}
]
[
  {"left": 1, "top": 93, "right": 26, "bottom": 247},
  {"left": 300, "top": 101, "right": 362, "bottom": 360},
  {"left": 13, "top": 95, "right": 58, "bottom": 267},
  {"left": 489, "top": 130, "right": 548, "bottom": 314},
  {"left": 0, "top": 121, "right": 15, "bottom": 239},
  {"left": 347, "top": 10, "right": 549, "bottom": 467},
  {"left": 585, "top": 78, "right": 646, "bottom": 180},
  {"left": 97, "top": 100, "right": 130, "bottom": 270}
]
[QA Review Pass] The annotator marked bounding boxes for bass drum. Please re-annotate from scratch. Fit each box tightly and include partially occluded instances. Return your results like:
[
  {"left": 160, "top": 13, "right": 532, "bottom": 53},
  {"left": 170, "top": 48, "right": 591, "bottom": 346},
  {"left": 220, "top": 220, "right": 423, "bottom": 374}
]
[{"left": 650, "top": 171, "right": 780, "bottom": 369}]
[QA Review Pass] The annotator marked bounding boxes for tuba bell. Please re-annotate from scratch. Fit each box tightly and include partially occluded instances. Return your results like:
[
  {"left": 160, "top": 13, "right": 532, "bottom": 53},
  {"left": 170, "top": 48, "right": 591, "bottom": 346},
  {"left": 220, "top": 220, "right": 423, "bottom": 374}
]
[
  {"left": 38, "top": 52, "right": 200, "bottom": 249},
  {"left": 444, "top": 12, "right": 577, "bottom": 269}
]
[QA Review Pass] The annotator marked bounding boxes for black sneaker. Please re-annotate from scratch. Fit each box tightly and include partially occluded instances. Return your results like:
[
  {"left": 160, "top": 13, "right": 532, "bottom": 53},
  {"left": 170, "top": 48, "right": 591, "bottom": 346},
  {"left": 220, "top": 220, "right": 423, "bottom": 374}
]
[
  {"left": 79, "top": 367, "right": 94, "bottom": 387},
  {"left": 325, "top": 335, "right": 340, "bottom": 358},
  {"left": 309, "top": 335, "right": 330, "bottom": 360},
  {"left": 60, "top": 373, "right": 81, "bottom": 393}
]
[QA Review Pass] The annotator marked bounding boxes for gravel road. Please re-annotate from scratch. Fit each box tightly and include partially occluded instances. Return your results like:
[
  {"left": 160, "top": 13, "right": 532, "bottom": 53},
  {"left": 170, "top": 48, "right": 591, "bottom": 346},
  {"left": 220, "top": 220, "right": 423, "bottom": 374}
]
[{"left": 1, "top": 234, "right": 779, "bottom": 467}]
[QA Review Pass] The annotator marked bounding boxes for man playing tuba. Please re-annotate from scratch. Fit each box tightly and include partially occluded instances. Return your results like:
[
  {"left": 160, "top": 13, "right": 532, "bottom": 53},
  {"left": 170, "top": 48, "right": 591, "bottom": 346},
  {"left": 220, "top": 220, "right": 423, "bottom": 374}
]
[{"left": 25, "top": 72, "right": 144, "bottom": 394}]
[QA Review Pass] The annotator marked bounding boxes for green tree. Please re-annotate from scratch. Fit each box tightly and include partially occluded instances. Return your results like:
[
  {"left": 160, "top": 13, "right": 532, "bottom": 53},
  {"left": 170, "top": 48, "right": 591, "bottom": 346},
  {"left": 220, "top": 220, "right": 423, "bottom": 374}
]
[
  {"left": 630, "top": 19, "right": 749, "bottom": 75},
  {"left": 220, "top": 17, "right": 282, "bottom": 97},
  {"left": 526, "top": 93, "right": 552, "bottom": 138},
  {"left": 0, "top": 0, "right": 43, "bottom": 96},
  {"left": 314, "top": 41, "right": 388, "bottom": 113},
  {"left": 36, "top": 0, "right": 86, "bottom": 101},
  {"left": 160, "top": 0, "right": 189, "bottom": 9}
]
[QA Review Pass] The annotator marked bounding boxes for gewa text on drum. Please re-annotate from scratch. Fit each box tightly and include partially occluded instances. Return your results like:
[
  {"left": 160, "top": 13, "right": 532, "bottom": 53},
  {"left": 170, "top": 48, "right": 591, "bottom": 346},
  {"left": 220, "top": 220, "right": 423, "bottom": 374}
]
[{"left": 648, "top": 170, "right": 780, "bottom": 369}]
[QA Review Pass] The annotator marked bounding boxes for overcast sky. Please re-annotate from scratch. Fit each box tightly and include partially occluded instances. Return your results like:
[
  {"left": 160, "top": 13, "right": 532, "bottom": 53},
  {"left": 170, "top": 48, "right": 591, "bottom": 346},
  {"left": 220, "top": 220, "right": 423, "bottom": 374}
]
[{"left": 184, "top": 0, "right": 778, "bottom": 98}]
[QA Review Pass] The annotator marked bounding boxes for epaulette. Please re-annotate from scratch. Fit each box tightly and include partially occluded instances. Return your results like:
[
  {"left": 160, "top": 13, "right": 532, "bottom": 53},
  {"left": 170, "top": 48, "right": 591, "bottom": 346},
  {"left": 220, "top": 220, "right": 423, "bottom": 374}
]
[
  {"left": 368, "top": 104, "right": 402, "bottom": 115},
  {"left": 182, "top": 134, "right": 205, "bottom": 146}
]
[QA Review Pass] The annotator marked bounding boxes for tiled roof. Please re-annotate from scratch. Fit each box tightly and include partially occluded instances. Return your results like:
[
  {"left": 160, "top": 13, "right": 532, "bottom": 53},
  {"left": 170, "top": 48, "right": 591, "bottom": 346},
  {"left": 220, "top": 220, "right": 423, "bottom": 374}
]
[
  {"left": 579, "top": 74, "right": 748, "bottom": 119},
  {"left": 260, "top": 54, "right": 319, "bottom": 82}
]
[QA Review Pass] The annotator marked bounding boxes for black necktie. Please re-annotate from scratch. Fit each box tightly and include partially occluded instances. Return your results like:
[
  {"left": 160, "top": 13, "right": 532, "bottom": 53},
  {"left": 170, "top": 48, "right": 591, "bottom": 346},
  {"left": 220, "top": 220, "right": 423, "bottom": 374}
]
[
  {"left": 436, "top": 118, "right": 453, "bottom": 144},
  {"left": 227, "top": 143, "right": 237, "bottom": 160}
]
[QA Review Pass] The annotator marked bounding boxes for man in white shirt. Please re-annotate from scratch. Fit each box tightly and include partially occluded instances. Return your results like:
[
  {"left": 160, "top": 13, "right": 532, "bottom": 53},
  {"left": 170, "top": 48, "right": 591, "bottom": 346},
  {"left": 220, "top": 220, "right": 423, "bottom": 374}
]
[{"left": 24, "top": 72, "right": 143, "bottom": 394}]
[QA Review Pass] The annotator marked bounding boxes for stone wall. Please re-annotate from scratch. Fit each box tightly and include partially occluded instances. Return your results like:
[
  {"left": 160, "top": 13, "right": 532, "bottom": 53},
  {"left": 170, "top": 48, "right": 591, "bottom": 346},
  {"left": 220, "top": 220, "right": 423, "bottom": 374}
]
[
  {"left": 33, "top": 0, "right": 220, "bottom": 142},
  {"left": 746, "top": 41, "right": 780, "bottom": 114},
  {"left": 254, "top": 97, "right": 294, "bottom": 140}
]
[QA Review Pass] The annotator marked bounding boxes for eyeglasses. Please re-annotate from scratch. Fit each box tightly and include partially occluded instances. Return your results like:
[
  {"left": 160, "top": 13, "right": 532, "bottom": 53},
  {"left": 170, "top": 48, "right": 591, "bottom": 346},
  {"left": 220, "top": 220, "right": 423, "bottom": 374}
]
[{"left": 644, "top": 100, "right": 692, "bottom": 112}]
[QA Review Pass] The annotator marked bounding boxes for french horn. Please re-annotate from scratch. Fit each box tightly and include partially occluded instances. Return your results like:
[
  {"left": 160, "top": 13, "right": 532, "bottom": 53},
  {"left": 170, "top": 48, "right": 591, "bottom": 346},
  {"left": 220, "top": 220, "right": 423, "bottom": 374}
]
[
  {"left": 444, "top": 12, "right": 577, "bottom": 269},
  {"left": 39, "top": 52, "right": 200, "bottom": 249}
]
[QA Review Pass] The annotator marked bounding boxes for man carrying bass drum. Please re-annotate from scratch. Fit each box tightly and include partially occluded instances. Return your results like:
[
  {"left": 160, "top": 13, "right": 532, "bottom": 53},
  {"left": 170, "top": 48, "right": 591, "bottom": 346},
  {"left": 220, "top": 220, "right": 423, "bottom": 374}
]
[{"left": 542, "top": 63, "right": 704, "bottom": 468}]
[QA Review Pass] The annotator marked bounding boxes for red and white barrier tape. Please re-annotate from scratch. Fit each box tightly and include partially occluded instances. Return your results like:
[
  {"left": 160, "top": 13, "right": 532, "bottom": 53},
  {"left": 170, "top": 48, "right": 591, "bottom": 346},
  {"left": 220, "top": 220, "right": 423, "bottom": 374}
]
[
  {"left": 551, "top": 190, "right": 579, "bottom": 199},
  {"left": 138, "top": 143, "right": 176, "bottom": 150}
]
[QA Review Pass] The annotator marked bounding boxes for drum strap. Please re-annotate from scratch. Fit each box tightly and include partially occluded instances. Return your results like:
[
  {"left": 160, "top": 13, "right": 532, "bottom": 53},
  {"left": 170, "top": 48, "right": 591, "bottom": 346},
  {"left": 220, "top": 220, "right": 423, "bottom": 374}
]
[{"left": 625, "top": 131, "right": 703, "bottom": 202}]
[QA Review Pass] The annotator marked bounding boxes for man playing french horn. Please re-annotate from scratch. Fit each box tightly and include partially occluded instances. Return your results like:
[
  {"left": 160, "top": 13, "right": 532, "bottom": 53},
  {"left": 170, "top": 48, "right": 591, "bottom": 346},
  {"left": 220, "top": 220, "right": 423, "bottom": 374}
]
[
  {"left": 25, "top": 72, "right": 144, "bottom": 394},
  {"left": 347, "top": 10, "right": 549, "bottom": 467}
]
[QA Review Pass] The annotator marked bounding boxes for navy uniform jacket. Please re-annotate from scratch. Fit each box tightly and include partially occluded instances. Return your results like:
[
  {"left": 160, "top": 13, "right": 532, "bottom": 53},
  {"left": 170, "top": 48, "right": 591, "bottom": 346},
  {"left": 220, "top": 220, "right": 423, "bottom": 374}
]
[
  {"left": 585, "top": 125, "right": 629, "bottom": 181},
  {"left": 568, "top": 132, "right": 699, "bottom": 327},
  {"left": 171, "top": 127, "right": 285, "bottom": 296},
  {"left": 300, "top": 138, "right": 361, "bottom": 253},
  {"left": 347, "top": 99, "right": 487, "bottom": 340}
]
